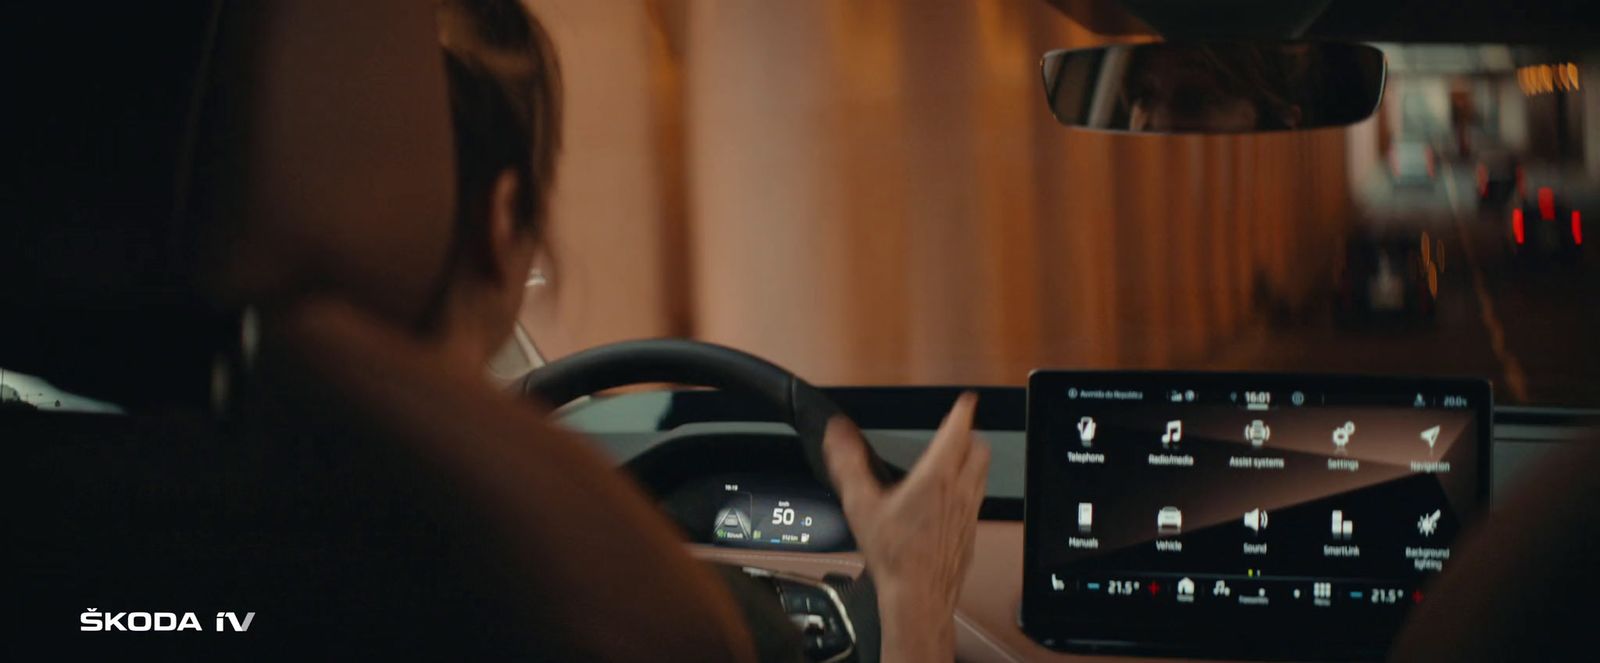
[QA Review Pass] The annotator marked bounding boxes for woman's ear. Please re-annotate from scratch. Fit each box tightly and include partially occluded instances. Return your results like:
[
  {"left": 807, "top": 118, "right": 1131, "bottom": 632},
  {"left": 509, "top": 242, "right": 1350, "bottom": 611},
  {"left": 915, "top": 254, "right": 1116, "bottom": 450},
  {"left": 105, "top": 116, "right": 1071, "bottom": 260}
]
[{"left": 486, "top": 169, "right": 539, "bottom": 286}]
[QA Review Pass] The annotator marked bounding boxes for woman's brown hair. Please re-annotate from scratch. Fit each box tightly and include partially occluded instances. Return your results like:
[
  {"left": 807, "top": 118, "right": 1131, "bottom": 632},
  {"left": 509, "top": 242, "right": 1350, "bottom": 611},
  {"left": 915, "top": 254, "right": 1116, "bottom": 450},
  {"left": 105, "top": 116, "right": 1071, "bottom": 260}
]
[{"left": 438, "top": 0, "right": 563, "bottom": 262}]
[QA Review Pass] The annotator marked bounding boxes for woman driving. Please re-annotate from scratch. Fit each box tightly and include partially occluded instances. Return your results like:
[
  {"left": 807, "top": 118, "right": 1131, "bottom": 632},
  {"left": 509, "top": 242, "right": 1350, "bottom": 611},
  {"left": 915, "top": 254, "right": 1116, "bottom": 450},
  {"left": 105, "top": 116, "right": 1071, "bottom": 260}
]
[{"left": 193, "top": 0, "right": 989, "bottom": 660}]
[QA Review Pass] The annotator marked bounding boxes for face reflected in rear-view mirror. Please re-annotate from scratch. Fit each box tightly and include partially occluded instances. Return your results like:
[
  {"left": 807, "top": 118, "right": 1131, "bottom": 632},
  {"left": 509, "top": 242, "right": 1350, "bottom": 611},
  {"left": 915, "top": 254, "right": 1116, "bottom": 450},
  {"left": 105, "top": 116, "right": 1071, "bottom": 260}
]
[{"left": 1040, "top": 42, "right": 1386, "bottom": 134}]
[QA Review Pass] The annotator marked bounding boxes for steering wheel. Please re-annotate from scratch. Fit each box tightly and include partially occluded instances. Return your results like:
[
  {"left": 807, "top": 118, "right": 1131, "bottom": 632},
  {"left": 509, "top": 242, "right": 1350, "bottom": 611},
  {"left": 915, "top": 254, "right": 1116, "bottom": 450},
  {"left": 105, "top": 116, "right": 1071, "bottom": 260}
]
[
  {"left": 516, "top": 338, "right": 891, "bottom": 661},
  {"left": 513, "top": 338, "right": 899, "bottom": 490}
]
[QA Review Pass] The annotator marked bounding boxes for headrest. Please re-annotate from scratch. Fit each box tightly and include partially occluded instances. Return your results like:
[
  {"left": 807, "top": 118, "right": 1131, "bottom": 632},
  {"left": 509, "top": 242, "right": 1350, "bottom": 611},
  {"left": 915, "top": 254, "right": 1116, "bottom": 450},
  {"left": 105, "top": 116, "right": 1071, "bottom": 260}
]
[
  {"left": 0, "top": 1, "right": 457, "bottom": 412},
  {"left": 0, "top": 2, "right": 232, "bottom": 411}
]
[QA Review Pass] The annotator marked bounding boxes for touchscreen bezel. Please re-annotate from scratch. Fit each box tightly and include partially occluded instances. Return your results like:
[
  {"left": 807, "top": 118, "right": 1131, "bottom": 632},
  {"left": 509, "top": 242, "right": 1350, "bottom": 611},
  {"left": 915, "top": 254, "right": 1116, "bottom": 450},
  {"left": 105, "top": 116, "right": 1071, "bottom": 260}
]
[{"left": 1021, "top": 371, "right": 1492, "bottom": 660}]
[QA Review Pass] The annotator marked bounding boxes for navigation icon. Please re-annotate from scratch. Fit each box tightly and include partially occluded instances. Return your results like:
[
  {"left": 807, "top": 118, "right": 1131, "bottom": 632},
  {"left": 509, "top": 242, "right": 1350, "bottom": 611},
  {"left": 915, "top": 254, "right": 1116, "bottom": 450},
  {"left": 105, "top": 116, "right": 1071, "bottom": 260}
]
[
  {"left": 1177, "top": 577, "right": 1195, "bottom": 600},
  {"left": 1415, "top": 393, "right": 1426, "bottom": 407},
  {"left": 1421, "top": 425, "right": 1442, "bottom": 452}
]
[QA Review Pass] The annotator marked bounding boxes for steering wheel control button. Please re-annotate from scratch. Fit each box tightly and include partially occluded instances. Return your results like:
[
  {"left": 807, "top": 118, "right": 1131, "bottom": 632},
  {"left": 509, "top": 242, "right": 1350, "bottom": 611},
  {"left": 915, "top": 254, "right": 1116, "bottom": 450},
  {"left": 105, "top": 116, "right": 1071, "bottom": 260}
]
[{"left": 770, "top": 576, "right": 853, "bottom": 661}]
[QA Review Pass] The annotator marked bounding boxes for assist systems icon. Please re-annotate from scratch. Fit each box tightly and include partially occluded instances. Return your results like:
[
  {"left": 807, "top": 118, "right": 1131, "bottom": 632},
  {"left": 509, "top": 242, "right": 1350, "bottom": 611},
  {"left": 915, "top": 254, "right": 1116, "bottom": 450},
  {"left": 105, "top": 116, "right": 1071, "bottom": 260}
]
[{"left": 1244, "top": 420, "right": 1271, "bottom": 448}]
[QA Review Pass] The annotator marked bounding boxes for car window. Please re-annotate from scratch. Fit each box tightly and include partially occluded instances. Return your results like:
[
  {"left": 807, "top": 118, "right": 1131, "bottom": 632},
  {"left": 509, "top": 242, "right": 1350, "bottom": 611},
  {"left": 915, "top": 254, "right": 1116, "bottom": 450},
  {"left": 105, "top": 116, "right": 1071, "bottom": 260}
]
[
  {"left": 0, "top": 368, "right": 122, "bottom": 414},
  {"left": 518, "top": 2, "right": 1596, "bottom": 406}
]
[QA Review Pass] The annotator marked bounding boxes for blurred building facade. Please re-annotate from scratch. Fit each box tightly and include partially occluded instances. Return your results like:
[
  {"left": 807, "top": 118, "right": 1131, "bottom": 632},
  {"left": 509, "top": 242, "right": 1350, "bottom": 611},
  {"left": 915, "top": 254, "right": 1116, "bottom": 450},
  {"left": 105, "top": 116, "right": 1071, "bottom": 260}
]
[{"left": 521, "top": 0, "right": 1352, "bottom": 385}]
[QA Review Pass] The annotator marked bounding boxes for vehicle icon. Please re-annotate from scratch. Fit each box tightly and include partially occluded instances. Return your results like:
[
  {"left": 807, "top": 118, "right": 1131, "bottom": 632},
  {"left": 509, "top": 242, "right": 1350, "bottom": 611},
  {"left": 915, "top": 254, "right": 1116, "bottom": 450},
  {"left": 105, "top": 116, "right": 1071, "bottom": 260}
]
[{"left": 1157, "top": 506, "right": 1183, "bottom": 534}]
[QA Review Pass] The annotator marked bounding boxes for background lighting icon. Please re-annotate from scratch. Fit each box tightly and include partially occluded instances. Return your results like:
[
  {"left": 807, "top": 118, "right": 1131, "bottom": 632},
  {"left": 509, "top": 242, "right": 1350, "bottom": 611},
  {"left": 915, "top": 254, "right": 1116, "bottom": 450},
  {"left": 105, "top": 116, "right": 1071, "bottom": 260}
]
[{"left": 1418, "top": 509, "right": 1441, "bottom": 536}]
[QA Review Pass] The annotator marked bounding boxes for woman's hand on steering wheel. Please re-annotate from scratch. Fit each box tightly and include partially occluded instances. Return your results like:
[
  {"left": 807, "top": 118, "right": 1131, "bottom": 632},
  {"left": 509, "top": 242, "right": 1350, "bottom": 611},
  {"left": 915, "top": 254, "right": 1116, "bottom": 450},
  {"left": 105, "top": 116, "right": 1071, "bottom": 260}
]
[{"left": 824, "top": 392, "right": 990, "bottom": 663}]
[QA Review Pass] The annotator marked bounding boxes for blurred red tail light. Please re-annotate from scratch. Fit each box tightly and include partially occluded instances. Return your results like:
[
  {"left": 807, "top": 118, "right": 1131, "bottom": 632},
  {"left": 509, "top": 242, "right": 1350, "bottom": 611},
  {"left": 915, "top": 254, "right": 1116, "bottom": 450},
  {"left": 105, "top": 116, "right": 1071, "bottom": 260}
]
[
  {"left": 1539, "top": 187, "right": 1555, "bottom": 220},
  {"left": 1574, "top": 210, "right": 1584, "bottom": 246},
  {"left": 1514, "top": 208, "right": 1525, "bottom": 244}
]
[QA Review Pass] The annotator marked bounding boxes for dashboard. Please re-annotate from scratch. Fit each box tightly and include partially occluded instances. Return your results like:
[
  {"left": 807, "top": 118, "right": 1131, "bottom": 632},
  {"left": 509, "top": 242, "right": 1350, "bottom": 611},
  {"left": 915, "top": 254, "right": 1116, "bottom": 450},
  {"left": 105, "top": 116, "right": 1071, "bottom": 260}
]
[{"left": 559, "top": 382, "right": 1597, "bottom": 661}]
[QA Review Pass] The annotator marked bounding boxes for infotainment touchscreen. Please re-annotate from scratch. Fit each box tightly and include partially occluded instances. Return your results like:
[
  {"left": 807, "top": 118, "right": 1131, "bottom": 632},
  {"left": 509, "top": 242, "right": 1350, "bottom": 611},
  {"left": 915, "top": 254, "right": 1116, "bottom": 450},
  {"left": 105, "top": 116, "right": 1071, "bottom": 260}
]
[{"left": 1021, "top": 372, "right": 1490, "bottom": 660}]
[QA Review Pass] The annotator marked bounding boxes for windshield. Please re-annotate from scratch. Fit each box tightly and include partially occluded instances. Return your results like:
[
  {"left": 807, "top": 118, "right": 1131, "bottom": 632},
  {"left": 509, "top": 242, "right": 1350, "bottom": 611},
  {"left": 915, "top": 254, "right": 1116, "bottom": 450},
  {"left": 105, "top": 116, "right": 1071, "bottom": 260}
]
[{"left": 518, "top": 4, "right": 1597, "bottom": 407}]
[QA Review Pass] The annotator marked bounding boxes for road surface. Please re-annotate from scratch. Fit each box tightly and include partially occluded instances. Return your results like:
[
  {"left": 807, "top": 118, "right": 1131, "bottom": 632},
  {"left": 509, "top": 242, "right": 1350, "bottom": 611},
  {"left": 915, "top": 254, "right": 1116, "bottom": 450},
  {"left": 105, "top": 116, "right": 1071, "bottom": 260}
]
[{"left": 1205, "top": 160, "right": 1599, "bottom": 407}]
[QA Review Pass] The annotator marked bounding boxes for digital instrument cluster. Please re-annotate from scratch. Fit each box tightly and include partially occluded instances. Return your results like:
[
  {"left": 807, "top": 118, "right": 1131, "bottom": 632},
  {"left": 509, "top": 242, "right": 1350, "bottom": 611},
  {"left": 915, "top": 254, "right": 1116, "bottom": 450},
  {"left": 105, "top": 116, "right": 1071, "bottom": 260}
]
[
  {"left": 696, "top": 474, "right": 851, "bottom": 552},
  {"left": 1022, "top": 372, "right": 1491, "bottom": 659}
]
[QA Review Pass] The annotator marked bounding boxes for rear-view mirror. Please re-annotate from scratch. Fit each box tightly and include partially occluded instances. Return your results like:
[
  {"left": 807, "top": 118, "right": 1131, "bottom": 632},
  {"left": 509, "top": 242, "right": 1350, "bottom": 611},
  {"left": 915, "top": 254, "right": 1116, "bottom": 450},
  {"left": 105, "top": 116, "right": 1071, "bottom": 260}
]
[{"left": 1040, "top": 42, "right": 1386, "bottom": 134}]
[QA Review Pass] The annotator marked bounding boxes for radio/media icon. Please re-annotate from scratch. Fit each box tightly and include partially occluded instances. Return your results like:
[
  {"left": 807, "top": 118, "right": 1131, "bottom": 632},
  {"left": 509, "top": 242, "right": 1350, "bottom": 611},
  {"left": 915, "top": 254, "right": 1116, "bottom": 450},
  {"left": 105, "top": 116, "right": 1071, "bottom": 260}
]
[
  {"left": 1161, "top": 420, "right": 1182, "bottom": 447},
  {"left": 1077, "top": 417, "right": 1097, "bottom": 446},
  {"left": 1243, "top": 508, "right": 1269, "bottom": 534}
]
